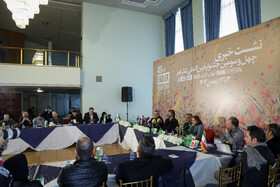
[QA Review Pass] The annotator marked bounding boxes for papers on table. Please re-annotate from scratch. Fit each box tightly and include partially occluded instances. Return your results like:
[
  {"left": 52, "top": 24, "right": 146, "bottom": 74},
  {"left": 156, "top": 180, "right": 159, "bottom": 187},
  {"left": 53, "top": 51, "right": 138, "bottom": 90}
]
[
  {"left": 216, "top": 142, "right": 233, "bottom": 154},
  {"left": 168, "top": 154, "right": 179, "bottom": 158}
]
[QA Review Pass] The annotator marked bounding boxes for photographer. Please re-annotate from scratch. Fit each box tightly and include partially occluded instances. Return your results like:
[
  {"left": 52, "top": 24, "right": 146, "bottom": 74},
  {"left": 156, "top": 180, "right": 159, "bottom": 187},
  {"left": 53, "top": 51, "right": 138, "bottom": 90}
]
[
  {"left": 0, "top": 130, "right": 12, "bottom": 186},
  {"left": 19, "top": 111, "right": 32, "bottom": 128}
]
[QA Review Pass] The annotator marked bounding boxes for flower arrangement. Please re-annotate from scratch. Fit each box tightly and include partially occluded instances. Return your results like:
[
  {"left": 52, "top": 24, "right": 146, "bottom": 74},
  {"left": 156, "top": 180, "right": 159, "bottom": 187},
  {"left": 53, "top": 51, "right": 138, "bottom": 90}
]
[
  {"left": 118, "top": 120, "right": 131, "bottom": 127},
  {"left": 133, "top": 124, "right": 150, "bottom": 133},
  {"left": 157, "top": 134, "right": 184, "bottom": 145}
]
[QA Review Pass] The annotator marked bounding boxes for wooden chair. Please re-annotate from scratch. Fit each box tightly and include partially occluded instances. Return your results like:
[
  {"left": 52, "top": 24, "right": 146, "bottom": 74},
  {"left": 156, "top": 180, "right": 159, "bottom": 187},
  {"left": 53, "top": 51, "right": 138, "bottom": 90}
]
[
  {"left": 267, "top": 162, "right": 277, "bottom": 187},
  {"left": 101, "top": 181, "right": 106, "bottom": 187},
  {"left": 275, "top": 155, "right": 280, "bottom": 185},
  {"left": 119, "top": 176, "right": 153, "bottom": 187},
  {"left": 218, "top": 162, "right": 242, "bottom": 187}
]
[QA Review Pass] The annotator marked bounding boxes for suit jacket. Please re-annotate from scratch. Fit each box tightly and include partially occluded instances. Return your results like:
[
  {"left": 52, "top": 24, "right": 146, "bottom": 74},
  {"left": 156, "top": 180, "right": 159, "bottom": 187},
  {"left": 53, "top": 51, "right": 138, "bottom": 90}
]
[
  {"left": 70, "top": 114, "right": 83, "bottom": 124},
  {"left": 84, "top": 112, "right": 99, "bottom": 123},
  {"left": 267, "top": 137, "right": 280, "bottom": 158},
  {"left": 115, "top": 156, "right": 172, "bottom": 186},
  {"left": 240, "top": 144, "right": 275, "bottom": 187}
]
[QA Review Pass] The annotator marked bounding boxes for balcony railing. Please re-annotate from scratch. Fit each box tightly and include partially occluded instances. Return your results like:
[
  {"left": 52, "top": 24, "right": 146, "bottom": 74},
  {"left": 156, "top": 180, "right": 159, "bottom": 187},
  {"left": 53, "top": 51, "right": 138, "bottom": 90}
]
[{"left": 0, "top": 46, "right": 80, "bottom": 67}]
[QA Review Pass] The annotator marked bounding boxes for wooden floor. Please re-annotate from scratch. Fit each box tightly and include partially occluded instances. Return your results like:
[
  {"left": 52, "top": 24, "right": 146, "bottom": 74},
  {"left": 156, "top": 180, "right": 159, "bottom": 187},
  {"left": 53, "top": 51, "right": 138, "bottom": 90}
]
[{"left": 2, "top": 143, "right": 130, "bottom": 166}]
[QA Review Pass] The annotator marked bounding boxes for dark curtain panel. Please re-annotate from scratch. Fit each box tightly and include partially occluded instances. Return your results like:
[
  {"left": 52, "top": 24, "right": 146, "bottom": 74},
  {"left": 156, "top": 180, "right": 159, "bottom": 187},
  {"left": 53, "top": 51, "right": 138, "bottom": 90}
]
[
  {"left": 164, "top": 13, "right": 176, "bottom": 57},
  {"left": 235, "top": 0, "right": 261, "bottom": 30},
  {"left": 180, "top": 0, "right": 194, "bottom": 50},
  {"left": 204, "top": 0, "right": 221, "bottom": 42}
]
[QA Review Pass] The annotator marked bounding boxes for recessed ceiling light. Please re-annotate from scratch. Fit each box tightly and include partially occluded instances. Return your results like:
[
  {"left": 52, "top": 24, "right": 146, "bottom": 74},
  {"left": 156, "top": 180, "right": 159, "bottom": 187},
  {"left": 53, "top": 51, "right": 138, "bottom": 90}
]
[{"left": 37, "top": 88, "right": 44, "bottom": 93}]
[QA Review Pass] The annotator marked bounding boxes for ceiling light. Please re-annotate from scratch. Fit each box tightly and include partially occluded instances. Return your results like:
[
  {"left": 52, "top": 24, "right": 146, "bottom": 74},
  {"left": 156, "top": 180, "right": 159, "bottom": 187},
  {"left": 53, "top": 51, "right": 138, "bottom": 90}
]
[
  {"left": 3, "top": 0, "right": 49, "bottom": 29},
  {"left": 37, "top": 88, "right": 44, "bottom": 93}
]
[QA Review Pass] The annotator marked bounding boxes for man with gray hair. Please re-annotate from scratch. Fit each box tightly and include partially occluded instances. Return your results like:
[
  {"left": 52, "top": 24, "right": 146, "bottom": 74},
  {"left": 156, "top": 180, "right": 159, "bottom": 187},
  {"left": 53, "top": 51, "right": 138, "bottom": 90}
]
[
  {"left": 57, "top": 137, "right": 108, "bottom": 186},
  {"left": 0, "top": 114, "right": 18, "bottom": 129}
]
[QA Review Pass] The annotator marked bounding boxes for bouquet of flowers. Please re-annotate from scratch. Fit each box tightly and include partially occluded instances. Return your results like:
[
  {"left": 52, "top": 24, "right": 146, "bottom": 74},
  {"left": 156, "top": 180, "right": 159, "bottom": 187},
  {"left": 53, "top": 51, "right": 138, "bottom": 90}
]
[
  {"left": 133, "top": 124, "right": 150, "bottom": 133},
  {"left": 118, "top": 120, "right": 131, "bottom": 127},
  {"left": 157, "top": 134, "right": 184, "bottom": 145}
]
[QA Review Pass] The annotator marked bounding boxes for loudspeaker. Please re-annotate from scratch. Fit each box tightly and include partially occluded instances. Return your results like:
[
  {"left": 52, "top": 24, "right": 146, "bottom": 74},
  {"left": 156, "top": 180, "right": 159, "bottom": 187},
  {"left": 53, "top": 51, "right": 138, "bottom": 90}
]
[{"left": 122, "top": 87, "right": 133, "bottom": 102}]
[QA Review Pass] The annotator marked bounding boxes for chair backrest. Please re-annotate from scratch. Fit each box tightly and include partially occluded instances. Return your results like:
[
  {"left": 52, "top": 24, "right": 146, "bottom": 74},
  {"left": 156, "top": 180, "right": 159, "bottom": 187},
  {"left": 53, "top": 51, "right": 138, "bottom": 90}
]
[
  {"left": 219, "top": 162, "right": 242, "bottom": 187},
  {"left": 275, "top": 155, "right": 280, "bottom": 185},
  {"left": 101, "top": 181, "right": 106, "bottom": 187},
  {"left": 119, "top": 176, "right": 153, "bottom": 187},
  {"left": 267, "top": 162, "right": 277, "bottom": 187},
  {"left": 205, "top": 129, "right": 214, "bottom": 143}
]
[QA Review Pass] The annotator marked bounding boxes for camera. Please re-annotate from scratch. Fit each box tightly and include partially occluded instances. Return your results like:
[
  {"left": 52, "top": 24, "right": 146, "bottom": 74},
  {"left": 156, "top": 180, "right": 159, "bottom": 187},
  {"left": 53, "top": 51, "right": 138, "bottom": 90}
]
[{"left": 2, "top": 128, "right": 21, "bottom": 140}]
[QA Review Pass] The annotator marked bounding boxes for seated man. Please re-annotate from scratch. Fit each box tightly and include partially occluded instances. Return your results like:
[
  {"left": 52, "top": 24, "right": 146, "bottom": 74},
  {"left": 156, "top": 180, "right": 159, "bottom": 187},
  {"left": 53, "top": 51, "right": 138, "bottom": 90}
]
[
  {"left": 57, "top": 137, "right": 108, "bottom": 186},
  {"left": 19, "top": 111, "right": 32, "bottom": 128},
  {"left": 0, "top": 114, "right": 18, "bottom": 129},
  {"left": 0, "top": 130, "right": 12, "bottom": 186},
  {"left": 266, "top": 123, "right": 280, "bottom": 158},
  {"left": 183, "top": 113, "right": 192, "bottom": 135},
  {"left": 220, "top": 117, "right": 244, "bottom": 150},
  {"left": 115, "top": 136, "right": 173, "bottom": 186},
  {"left": 50, "top": 111, "right": 63, "bottom": 125},
  {"left": 4, "top": 154, "right": 42, "bottom": 187},
  {"left": 84, "top": 107, "right": 99, "bottom": 124},
  {"left": 42, "top": 106, "right": 52, "bottom": 122},
  {"left": 163, "top": 109, "right": 179, "bottom": 133},
  {"left": 70, "top": 110, "right": 83, "bottom": 124},
  {"left": 240, "top": 126, "right": 275, "bottom": 186},
  {"left": 32, "top": 113, "right": 45, "bottom": 128},
  {"left": 148, "top": 110, "right": 164, "bottom": 130}
]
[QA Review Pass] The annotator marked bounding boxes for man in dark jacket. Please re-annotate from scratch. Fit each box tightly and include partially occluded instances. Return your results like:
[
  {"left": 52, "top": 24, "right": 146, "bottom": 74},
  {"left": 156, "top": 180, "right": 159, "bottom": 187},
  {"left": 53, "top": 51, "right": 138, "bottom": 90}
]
[
  {"left": 266, "top": 123, "right": 280, "bottom": 158},
  {"left": 57, "top": 137, "right": 107, "bottom": 187},
  {"left": 70, "top": 110, "right": 83, "bottom": 124},
  {"left": 84, "top": 107, "right": 99, "bottom": 124},
  {"left": 240, "top": 126, "right": 275, "bottom": 187},
  {"left": 163, "top": 109, "right": 179, "bottom": 133},
  {"left": 115, "top": 136, "right": 173, "bottom": 186}
]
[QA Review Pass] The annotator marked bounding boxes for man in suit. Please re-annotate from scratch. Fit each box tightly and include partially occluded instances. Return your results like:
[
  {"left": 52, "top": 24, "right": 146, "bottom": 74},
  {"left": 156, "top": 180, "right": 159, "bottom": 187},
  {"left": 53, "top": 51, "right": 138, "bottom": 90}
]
[
  {"left": 84, "top": 107, "right": 99, "bottom": 124},
  {"left": 266, "top": 123, "right": 280, "bottom": 158},
  {"left": 240, "top": 126, "right": 275, "bottom": 186},
  {"left": 115, "top": 136, "right": 173, "bottom": 186}
]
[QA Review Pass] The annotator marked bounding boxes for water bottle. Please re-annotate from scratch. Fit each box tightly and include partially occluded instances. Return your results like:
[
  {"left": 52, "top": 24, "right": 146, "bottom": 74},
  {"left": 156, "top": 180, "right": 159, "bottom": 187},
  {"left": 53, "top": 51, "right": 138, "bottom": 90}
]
[
  {"left": 130, "top": 151, "right": 135, "bottom": 160},
  {"left": 232, "top": 143, "right": 237, "bottom": 153},
  {"left": 102, "top": 154, "right": 107, "bottom": 164},
  {"left": 66, "top": 161, "right": 70, "bottom": 167},
  {"left": 171, "top": 130, "right": 174, "bottom": 136},
  {"left": 2, "top": 122, "right": 5, "bottom": 129},
  {"left": 96, "top": 146, "right": 100, "bottom": 160},
  {"left": 7, "top": 125, "right": 10, "bottom": 129},
  {"left": 22, "top": 124, "right": 25, "bottom": 129},
  {"left": 69, "top": 121, "right": 72, "bottom": 126},
  {"left": 99, "top": 147, "right": 104, "bottom": 158}
]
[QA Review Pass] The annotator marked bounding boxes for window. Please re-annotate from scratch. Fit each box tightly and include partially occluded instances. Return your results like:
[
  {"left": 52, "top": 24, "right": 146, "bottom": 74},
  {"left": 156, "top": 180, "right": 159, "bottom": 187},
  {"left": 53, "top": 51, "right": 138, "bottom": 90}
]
[
  {"left": 219, "top": 0, "right": 239, "bottom": 37},
  {"left": 175, "top": 8, "right": 184, "bottom": 54}
]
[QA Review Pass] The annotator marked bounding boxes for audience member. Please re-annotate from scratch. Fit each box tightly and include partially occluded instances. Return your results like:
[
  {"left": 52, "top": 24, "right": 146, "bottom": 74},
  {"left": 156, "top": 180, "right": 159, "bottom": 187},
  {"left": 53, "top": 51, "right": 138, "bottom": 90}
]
[
  {"left": 99, "top": 112, "right": 112, "bottom": 124},
  {"left": 148, "top": 110, "right": 164, "bottom": 130},
  {"left": 68, "top": 107, "right": 75, "bottom": 115},
  {"left": 57, "top": 137, "right": 108, "bottom": 186},
  {"left": 266, "top": 123, "right": 280, "bottom": 158},
  {"left": 70, "top": 110, "right": 83, "bottom": 124},
  {"left": 4, "top": 154, "right": 42, "bottom": 187},
  {"left": 183, "top": 113, "right": 193, "bottom": 135},
  {"left": 240, "top": 126, "right": 275, "bottom": 186},
  {"left": 115, "top": 136, "right": 172, "bottom": 186},
  {"left": 0, "top": 114, "right": 18, "bottom": 129},
  {"left": 32, "top": 113, "right": 45, "bottom": 128},
  {"left": 220, "top": 117, "right": 244, "bottom": 150},
  {"left": 188, "top": 116, "right": 204, "bottom": 141},
  {"left": 19, "top": 111, "right": 32, "bottom": 128},
  {"left": 84, "top": 107, "right": 99, "bottom": 124},
  {"left": 163, "top": 109, "right": 179, "bottom": 133},
  {"left": 50, "top": 111, "right": 63, "bottom": 125},
  {"left": 27, "top": 106, "right": 36, "bottom": 120},
  {"left": 42, "top": 106, "right": 52, "bottom": 122},
  {"left": 0, "top": 130, "right": 12, "bottom": 186}
]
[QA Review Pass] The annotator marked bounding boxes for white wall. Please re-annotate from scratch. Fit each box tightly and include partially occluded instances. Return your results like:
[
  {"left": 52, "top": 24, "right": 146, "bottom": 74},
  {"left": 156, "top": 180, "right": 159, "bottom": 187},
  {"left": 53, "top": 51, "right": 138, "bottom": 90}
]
[
  {"left": 82, "top": 3, "right": 164, "bottom": 120},
  {"left": 0, "top": 64, "right": 80, "bottom": 87},
  {"left": 261, "top": 0, "right": 280, "bottom": 22}
]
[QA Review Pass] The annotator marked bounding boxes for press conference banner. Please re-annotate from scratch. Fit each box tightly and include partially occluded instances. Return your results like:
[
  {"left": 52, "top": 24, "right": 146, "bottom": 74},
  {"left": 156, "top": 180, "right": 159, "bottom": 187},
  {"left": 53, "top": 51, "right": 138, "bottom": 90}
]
[{"left": 153, "top": 17, "right": 280, "bottom": 135}]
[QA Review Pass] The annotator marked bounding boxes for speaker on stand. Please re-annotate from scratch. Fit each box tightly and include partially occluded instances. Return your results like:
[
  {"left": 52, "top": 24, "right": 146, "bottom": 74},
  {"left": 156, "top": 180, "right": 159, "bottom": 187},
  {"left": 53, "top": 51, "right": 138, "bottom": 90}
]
[{"left": 121, "top": 87, "right": 133, "bottom": 121}]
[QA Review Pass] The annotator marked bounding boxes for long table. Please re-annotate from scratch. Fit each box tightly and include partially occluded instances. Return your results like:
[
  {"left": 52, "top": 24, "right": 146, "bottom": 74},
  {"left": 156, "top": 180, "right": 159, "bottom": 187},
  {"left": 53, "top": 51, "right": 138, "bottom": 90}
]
[
  {"left": 3, "top": 123, "right": 119, "bottom": 155},
  {"left": 5, "top": 123, "right": 233, "bottom": 186}
]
